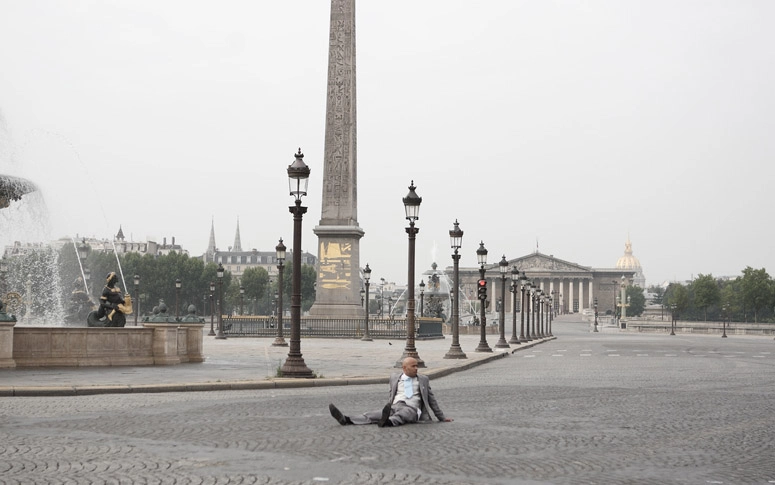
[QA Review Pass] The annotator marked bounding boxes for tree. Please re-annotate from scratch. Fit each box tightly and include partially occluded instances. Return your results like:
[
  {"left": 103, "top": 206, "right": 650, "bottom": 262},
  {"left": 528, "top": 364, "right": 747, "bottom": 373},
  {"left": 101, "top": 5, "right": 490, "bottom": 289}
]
[
  {"left": 664, "top": 283, "right": 689, "bottom": 317},
  {"left": 240, "top": 266, "right": 270, "bottom": 315},
  {"left": 740, "top": 267, "right": 773, "bottom": 323},
  {"left": 625, "top": 286, "right": 645, "bottom": 317},
  {"left": 692, "top": 274, "right": 721, "bottom": 321}
]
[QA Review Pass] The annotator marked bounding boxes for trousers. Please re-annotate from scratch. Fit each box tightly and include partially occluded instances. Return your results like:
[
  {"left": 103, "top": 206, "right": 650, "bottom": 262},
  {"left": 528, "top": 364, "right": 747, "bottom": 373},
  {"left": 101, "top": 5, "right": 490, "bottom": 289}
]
[{"left": 347, "top": 401, "right": 420, "bottom": 426}]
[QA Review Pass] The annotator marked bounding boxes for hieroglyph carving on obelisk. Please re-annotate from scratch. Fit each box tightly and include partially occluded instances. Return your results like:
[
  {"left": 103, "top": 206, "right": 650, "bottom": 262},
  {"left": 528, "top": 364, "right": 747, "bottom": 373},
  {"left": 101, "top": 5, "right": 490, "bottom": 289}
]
[{"left": 309, "top": 0, "right": 366, "bottom": 317}]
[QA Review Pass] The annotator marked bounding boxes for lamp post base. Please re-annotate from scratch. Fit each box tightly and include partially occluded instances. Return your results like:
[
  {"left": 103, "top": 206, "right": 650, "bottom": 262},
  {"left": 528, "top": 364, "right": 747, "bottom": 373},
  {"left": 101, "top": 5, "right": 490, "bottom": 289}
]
[
  {"left": 443, "top": 344, "right": 467, "bottom": 359},
  {"left": 508, "top": 335, "right": 521, "bottom": 344},
  {"left": 271, "top": 337, "right": 288, "bottom": 347},
  {"left": 395, "top": 350, "right": 425, "bottom": 368},
  {"left": 360, "top": 335, "right": 373, "bottom": 342},
  {"left": 494, "top": 338, "right": 510, "bottom": 349},
  {"left": 475, "top": 342, "right": 493, "bottom": 352},
  {"left": 281, "top": 356, "right": 314, "bottom": 378}
]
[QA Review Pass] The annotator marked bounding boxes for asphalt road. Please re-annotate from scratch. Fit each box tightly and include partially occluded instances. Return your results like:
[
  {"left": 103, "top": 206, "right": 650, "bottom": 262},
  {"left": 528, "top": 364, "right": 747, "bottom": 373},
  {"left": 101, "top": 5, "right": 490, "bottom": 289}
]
[{"left": 1, "top": 315, "right": 774, "bottom": 484}]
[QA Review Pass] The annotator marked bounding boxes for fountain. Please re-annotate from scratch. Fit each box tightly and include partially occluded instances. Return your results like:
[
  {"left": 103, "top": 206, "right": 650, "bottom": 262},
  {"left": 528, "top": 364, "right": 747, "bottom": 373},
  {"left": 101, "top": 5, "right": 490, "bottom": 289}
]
[{"left": 0, "top": 174, "right": 38, "bottom": 209}]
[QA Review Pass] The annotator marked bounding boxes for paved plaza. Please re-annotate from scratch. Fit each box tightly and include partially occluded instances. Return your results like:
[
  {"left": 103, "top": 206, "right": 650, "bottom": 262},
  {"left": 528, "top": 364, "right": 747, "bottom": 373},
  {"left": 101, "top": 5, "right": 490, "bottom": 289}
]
[{"left": 1, "top": 315, "right": 775, "bottom": 484}]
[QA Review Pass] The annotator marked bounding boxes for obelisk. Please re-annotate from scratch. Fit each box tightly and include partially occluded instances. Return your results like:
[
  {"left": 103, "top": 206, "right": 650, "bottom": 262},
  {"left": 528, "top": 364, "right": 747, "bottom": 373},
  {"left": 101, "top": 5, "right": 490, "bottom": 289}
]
[{"left": 309, "top": 0, "right": 365, "bottom": 317}]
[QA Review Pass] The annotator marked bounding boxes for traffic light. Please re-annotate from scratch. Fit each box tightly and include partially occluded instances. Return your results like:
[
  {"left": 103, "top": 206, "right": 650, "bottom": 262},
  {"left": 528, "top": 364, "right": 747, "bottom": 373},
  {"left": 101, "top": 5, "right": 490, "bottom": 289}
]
[{"left": 477, "top": 279, "right": 487, "bottom": 300}]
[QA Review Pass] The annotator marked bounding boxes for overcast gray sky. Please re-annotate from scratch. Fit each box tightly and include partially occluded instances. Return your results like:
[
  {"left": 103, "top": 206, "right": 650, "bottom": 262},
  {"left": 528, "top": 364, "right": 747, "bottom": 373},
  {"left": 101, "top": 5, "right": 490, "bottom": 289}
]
[{"left": 2, "top": 0, "right": 774, "bottom": 287}]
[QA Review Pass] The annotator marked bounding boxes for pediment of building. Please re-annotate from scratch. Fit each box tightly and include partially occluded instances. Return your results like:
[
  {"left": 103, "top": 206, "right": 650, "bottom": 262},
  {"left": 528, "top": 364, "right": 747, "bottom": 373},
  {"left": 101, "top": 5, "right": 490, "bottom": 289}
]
[{"left": 511, "top": 253, "right": 591, "bottom": 273}]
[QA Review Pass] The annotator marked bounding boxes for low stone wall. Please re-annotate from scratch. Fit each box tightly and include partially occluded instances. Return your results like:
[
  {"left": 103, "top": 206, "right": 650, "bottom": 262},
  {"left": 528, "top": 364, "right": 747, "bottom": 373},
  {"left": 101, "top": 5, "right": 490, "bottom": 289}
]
[
  {"left": 616, "top": 320, "right": 775, "bottom": 337},
  {"left": 0, "top": 323, "right": 204, "bottom": 368}
]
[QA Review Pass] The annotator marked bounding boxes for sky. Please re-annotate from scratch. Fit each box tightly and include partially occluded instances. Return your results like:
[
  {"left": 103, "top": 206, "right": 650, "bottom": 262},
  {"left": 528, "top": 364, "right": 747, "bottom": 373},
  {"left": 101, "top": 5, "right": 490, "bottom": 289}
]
[{"left": 1, "top": 0, "right": 774, "bottom": 287}]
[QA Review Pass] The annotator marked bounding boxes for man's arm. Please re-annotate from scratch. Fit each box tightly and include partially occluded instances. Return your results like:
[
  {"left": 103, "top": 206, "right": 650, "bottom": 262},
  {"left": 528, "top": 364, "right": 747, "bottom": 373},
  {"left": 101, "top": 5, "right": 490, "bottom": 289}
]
[{"left": 424, "top": 378, "right": 452, "bottom": 422}]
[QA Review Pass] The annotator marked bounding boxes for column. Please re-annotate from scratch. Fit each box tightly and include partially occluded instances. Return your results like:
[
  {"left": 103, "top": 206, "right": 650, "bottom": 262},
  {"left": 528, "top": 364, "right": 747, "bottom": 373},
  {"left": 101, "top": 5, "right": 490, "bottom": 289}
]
[{"left": 569, "top": 279, "right": 574, "bottom": 314}]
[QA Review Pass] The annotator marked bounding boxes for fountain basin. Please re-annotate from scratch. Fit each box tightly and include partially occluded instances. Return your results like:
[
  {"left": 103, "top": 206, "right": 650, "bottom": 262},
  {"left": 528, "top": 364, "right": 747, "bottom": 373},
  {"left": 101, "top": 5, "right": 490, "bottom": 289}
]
[{"left": 0, "top": 323, "right": 204, "bottom": 368}]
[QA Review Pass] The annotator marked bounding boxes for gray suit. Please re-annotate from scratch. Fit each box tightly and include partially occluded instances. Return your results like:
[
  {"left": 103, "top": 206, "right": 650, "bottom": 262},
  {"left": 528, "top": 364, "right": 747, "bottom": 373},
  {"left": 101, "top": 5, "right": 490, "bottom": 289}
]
[{"left": 347, "top": 372, "right": 446, "bottom": 426}]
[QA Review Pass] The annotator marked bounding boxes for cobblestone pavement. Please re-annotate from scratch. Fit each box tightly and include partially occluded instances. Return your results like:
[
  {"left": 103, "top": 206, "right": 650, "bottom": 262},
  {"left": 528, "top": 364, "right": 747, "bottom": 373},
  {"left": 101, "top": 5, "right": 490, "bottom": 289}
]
[{"left": 1, "top": 315, "right": 775, "bottom": 484}]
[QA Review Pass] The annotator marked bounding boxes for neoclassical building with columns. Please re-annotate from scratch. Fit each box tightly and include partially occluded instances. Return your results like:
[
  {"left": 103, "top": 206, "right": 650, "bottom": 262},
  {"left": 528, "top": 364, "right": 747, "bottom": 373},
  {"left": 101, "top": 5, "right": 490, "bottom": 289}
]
[{"left": 454, "top": 250, "right": 636, "bottom": 316}]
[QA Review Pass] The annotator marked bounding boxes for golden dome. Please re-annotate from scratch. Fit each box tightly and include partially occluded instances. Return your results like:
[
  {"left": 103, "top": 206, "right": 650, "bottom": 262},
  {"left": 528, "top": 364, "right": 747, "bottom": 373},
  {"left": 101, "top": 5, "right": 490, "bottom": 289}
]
[{"left": 616, "top": 239, "right": 641, "bottom": 270}]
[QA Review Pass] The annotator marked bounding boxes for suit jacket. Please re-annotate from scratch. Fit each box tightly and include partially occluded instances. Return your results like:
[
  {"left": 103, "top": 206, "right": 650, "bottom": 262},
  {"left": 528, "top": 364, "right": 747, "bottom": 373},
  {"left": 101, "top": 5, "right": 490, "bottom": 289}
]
[{"left": 388, "top": 373, "right": 445, "bottom": 422}]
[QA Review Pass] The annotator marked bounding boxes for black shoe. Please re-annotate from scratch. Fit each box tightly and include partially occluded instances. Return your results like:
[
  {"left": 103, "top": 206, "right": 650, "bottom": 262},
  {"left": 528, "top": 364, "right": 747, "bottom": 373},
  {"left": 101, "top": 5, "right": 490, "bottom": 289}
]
[
  {"left": 329, "top": 404, "right": 350, "bottom": 425},
  {"left": 377, "top": 403, "right": 392, "bottom": 428}
]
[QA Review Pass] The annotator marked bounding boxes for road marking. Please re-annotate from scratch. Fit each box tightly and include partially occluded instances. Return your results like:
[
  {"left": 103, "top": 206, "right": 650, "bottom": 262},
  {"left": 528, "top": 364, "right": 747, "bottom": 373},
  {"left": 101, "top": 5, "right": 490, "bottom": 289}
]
[
  {"left": 753, "top": 355, "right": 765, "bottom": 358},
  {"left": 551, "top": 354, "right": 564, "bottom": 357},
  {"left": 665, "top": 354, "right": 677, "bottom": 357},
  {"left": 523, "top": 355, "right": 536, "bottom": 358},
  {"left": 580, "top": 354, "right": 591, "bottom": 357},
  {"left": 636, "top": 354, "right": 649, "bottom": 357},
  {"left": 608, "top": 354, "right": 620, "bottom": 357}
]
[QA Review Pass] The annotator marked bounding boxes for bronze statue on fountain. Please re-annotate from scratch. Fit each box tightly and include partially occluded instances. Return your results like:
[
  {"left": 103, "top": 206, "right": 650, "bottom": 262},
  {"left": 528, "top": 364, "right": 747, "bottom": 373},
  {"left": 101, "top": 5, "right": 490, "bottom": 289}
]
[{"left": 87, "top": 272, "right": 133, "bottom": 327}]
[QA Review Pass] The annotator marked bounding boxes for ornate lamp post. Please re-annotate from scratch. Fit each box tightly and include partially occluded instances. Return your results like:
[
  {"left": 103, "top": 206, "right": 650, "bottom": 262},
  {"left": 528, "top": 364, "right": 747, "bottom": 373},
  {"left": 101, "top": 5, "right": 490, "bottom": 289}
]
[
  {"left": 396, "top": 181, "right": 424, "bottom": 367},
  {"left": 280, "top": 148, "right": 314, "bottom": 378},
  {"left": 208, "top": 281, "right": 215, "bottom": 336},
  {"left": 133, "top": 274, "right": 140, "bottom": 326},
  {"left": 239, "top": 285, "right": 245, "bottom": 316},
  {"left": 531, "top": 285, "right": 539, "bottom": 339},
  {"left": 546, "top": 296, "right": 554, "bottom": 337},
  {"left": 612, "top": 279, "right": 618, "bottom": 324},
  {"left": 215, "top": 264, "right": 226, "bottom": 339},
  {"left": 362, "top": 263, "right": 372, "bottom": 341},
  {"left": 273, "top": 238, "right": 288, "bottom": 347},
  {"left": 175, "top": 278, "right": 182, "bottom": 319},
  {"left": 519, "top": 274, "right": 528, "bottom": 342},
  {"left": 495, "top": 255, "right": 510, "bottom": 349},
  {"left": 537, "top": 291, "right": 544, "bottom": 338},
  {"left": 509, "top": 266, "right": 520, "bottom": 344},
  {"left": 722, "top": 303, "right": 728, "bottom": 338},
  {"left": 445, "top": 219, "right": 466, "bottom": 359},
  {"left": 380, "top": 278, "right": 385, "bottom": 318},
  {"left": 475, "top": 241, "right": 492, "bottom": 352},
  {"left": 593, "top": 297, "right": 599, "bottom": 332},
  {"left": 670, "top": 303, "right": 677, "bottom": 336},
  {"left": 419, "top": 279, "right": 425, "bottom": 317}
]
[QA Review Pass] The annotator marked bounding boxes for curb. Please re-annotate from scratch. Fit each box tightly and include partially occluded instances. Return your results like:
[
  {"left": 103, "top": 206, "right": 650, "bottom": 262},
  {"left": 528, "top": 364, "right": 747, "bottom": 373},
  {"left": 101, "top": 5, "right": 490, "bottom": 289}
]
[{"left": 0, "top": 337, "right": 555, "bottom": 397}]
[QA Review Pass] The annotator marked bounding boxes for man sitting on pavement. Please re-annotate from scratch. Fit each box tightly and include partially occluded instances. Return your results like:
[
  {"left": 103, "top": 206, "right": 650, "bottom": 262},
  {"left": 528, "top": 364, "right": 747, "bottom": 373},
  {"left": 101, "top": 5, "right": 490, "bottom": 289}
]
[{"left": 328, "top": 357, "right": 453, "bottom": 427}]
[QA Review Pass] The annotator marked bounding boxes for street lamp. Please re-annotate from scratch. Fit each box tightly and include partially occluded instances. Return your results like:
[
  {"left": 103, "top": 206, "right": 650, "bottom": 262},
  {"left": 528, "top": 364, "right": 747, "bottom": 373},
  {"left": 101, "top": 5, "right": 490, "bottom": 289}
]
[
  {"left": 362, "top": 263, "right": 372, "bottom": 341},
  {"left": 380, "top": 278, "right": 386, "bottom": 318},
  {"left": 239, "top": 285, "right": 245, "bottom": 316},
  {"left": 273, "top": 238, "right": 287, "bottom": 347},
  {"left": 593, "top": 296, "right": 599, "bottom": 332},
  {"left": 215, "top": 263, "right": 226, "bottom": 339},
  {"left": 612, "top": 279, "right": 618, "bottom": 324},
  {"left": 280, "top": 148, "right": 314, "bottom": 377},
  {"left": 475, "top": 241, "right": 492, "bottom": 352},
  {"left": 208, "top": 281, "right": 215, "bottom": 336},
  {"left": 509, "top": 266, "right": 520, "bottom": 344},
  {"left": 419, "top": 279, "right": 425, "bottom": 317},
  {"left": 444, "top": 219, "right": 466, "bottom": 359},
  {"left": 670, "top": 303, "right": 677, "bottom": 336},
  {"left": 396, "top": 180, "right": 424, "bottom": 367},
  {"left": 495, "top": 255, "right": 510, "bottom": 349},
  {"left": 175, "top": 278, "right": 182, "bottom": 319},
  {"left": 722, "top": 303, "right": 728, "bottom": 338},
  {"left": 133, "top": 274, "right": 140, "bottom": 326},
  {"left": 519, "top": 274, "right": 529, "bottom": 342}
]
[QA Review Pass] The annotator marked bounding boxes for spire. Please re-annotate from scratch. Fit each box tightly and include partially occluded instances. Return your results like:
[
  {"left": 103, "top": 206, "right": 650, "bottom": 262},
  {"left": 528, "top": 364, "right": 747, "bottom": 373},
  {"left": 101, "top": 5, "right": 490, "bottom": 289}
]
[
  {"left": 206, "top": 217, "right": 217, "bottom": 259},
  {"left": 115, "top": 225, "right": 125, "bottom": 241},
  {"left": 233, "top": 217, "right": 242, "bottom": 252}
]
